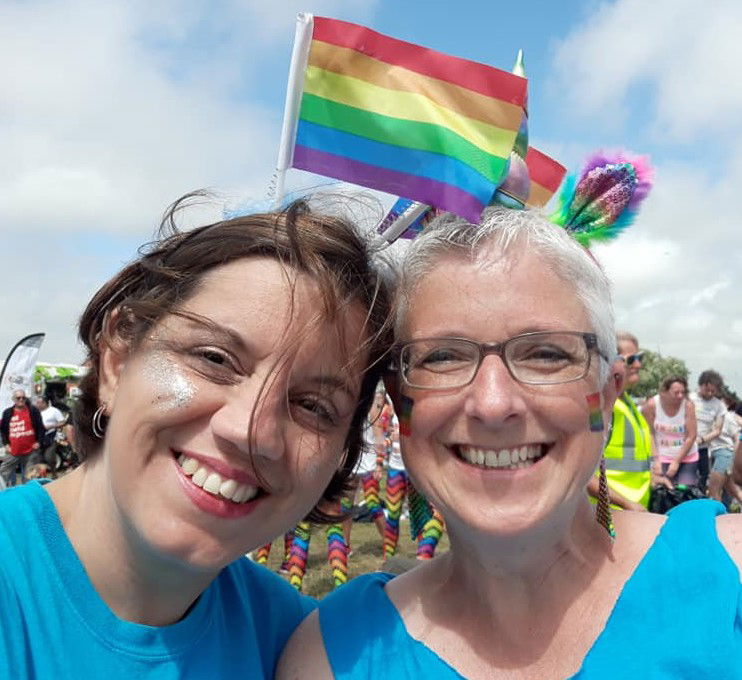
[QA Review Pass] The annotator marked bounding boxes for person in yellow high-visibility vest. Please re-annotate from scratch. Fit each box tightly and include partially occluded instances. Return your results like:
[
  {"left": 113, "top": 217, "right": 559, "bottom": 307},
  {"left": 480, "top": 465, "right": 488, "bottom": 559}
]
[{"left": 587, "top": 331, "right": 672, "bottom": 510}]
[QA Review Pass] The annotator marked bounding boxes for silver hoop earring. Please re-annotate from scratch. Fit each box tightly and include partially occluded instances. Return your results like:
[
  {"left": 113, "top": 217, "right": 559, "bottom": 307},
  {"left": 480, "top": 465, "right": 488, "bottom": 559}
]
[{"left": 92, "top": 404, "right": 108, "bottom": 439}]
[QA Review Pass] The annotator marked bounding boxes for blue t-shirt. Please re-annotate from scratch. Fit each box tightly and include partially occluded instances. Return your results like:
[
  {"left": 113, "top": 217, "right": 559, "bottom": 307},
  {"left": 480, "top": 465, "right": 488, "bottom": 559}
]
[
  {"left": 0, "top": 482, "right": 315, "bottom": 679},
  {"left": 319, "top": 500, "right": 742, "bottom": 679}
]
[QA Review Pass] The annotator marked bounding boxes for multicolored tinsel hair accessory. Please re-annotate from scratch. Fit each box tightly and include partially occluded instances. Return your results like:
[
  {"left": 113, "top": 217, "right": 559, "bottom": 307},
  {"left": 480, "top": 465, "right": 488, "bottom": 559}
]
[{"left": 549, "top": 151, "right": 654, "bottom": 248}]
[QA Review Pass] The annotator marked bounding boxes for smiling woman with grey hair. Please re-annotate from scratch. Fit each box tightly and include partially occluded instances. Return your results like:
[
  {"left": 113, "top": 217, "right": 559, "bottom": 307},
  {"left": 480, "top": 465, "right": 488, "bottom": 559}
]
[{"left": 279, "top": 201, "right": 742, "bottom": 679}]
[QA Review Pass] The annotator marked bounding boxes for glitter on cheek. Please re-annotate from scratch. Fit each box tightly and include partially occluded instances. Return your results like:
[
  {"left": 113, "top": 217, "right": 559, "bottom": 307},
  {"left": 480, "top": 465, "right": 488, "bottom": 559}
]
[{"left": 143, "top": 352, "right": 196, "bottom": 411}]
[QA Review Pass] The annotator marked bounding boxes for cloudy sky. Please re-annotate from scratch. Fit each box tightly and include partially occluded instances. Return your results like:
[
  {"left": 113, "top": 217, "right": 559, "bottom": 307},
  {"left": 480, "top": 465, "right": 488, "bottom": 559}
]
[{"left": 2, "top": 0, "right": 741, "bottom": 389}]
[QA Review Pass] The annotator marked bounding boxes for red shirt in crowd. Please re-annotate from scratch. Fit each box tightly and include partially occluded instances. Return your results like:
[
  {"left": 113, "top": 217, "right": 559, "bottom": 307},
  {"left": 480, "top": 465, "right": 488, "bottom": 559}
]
[{"left": 8, "top": 407, "right": 37, "bottom": 456}]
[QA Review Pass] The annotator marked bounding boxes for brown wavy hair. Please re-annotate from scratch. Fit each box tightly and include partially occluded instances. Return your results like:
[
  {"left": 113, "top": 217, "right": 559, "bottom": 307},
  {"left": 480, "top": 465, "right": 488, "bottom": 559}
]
[{"left": 74, "top": 193, "right": 393, "bottom": 521}]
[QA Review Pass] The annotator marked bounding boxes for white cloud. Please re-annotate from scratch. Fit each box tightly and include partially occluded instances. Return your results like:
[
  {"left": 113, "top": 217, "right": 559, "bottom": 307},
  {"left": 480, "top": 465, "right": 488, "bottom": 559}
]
[
  {"left": 0, "top": 0, "right": 378, "bottom": 365},
  {"left": 553, "top": 0, "right": 742, "bottom": 141}
]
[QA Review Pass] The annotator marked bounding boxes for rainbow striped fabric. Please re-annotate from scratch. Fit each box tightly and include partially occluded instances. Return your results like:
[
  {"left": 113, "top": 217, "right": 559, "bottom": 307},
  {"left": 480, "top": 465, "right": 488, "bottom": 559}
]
[
  {"left": 291, "top": 16, "right": 528, "bottom": 223},
  {"left": 525, "top": 148, "right": 567, "bottom": 208}
]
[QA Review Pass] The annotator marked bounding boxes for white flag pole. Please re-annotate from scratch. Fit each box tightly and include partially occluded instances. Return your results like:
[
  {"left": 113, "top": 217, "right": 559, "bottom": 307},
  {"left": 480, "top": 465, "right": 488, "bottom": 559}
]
[{"left": 273, "top": 12, "right": 315, "bottom": 208}]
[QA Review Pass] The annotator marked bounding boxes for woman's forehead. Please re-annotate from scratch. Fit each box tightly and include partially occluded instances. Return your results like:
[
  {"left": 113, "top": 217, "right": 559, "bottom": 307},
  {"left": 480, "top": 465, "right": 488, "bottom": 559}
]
[{"left": 402, "top": 250, "right": 587, "bottom": 335}]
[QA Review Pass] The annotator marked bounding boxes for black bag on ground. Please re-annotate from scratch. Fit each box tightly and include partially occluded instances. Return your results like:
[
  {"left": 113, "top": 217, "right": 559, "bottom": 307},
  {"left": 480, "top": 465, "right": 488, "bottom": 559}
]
[{"left": 649, "top": 485, "right": 705, "bottom": 514}]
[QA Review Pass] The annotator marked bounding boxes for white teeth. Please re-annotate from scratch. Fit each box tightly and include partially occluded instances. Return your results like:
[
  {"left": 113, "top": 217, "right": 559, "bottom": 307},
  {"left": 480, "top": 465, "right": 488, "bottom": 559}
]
[
  {"left": 219, "top": 478, "right": 238, "bottom": 500},
  {"left": 181, "top": 457, "right": 199, "bottom": 475},
  {"left": 191, "top": 467, "right": 208, "bottom": 487},
  {"left": 458, "top": 444, "right": 547, "bottom": 470},
  {"left": 232, "top": 485, "right": 259, "bottom": 503},
  {"left": 177, "top": 455, "right": 260, "bottom": 503},
  {"left": 242, "top": 486, "right": 259, "bottom": 503},
  {"left": 203, "top": 472, "right": 223, "bottom": 494}
]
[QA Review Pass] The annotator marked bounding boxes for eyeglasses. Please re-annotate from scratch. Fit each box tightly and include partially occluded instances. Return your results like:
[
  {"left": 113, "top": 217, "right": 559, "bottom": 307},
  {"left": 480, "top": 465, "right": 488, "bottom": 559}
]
[
  {"left": 620, "top": 352, "right": 644, "bottom": 366},
  {"left": 12, "top": 396, "right": 25, "bottom": 401},
  {"left": 396, "top": 331, "right": 608, "bottom": 390}
]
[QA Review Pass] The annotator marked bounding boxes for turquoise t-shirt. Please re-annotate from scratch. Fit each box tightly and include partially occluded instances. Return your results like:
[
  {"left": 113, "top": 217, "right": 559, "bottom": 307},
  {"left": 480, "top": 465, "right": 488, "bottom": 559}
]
[
  {"left": 0, "top": 482, "right": 315, "bottom": 679},
  {"left": 319, "top": 500, "right": 742, "bottom": 679}
]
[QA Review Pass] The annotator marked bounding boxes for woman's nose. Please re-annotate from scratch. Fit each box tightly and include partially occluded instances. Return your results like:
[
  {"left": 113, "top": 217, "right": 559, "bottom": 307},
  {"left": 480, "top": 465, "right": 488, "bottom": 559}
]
[
  {"left": 463, "top": 354, "right": 527, "bottom": 425},
  {"left": 210, "top": 381, "right": 286, "bottom": 461}
]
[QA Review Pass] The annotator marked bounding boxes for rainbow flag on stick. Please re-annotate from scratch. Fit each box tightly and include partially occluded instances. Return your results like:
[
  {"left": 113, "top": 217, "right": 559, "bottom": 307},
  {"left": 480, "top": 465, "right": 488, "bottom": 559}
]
[{"left": 276, "top": 14, "right": 528, "bottom": 222}]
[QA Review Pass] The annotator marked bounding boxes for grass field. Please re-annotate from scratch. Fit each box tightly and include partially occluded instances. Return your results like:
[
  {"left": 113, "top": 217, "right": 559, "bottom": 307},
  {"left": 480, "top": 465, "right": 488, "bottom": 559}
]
[{"left": 258, "top": 518, "right": 450, "bottom": 599}]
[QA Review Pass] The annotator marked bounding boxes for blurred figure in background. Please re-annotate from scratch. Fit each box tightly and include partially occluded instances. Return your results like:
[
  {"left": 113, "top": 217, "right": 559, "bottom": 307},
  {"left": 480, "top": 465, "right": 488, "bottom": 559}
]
[
  {"left": 689, "top": 370, "right": 726, "bottom": 493},
  {"left": 708, "top": 396, "right": 742, "bottom": 506},
  {"left": 588, "top": 331, "right": 669, "bottom": 511},
  {"left": 641, "top": 376, "right": 698, "bottom": 487},
  {"left": 35, "top": 396, "right": 67, "bottom": 471},
  {"left": 0, "top": 390, "right": 44, "bottom": 486}
]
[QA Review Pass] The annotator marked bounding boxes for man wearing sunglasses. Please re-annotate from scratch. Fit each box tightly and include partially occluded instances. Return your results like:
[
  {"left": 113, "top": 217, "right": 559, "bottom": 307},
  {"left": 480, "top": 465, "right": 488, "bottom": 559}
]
[
  {"left": 588, "top": 331, "right": 670, "bottom": 511},
  {"left": 689, "top": 370, "right": 726, "bottom": 494},
  {"left": 0, "top": 390, "right": 45, "bottom": 487}
]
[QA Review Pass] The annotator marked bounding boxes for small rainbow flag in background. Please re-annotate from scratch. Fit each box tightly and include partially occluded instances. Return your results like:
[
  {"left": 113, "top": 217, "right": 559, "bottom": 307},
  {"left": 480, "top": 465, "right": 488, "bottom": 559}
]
[
  {"left": 276, "top": 14, "right": 528, "bottom": 223},
  {"left": 525, "top": 148, "right": 567, "bottom": 208}
]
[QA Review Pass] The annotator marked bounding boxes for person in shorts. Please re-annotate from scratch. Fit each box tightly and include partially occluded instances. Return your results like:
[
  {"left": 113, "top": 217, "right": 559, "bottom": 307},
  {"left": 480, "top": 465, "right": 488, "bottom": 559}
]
[{"left": 708, "top": 396, "right": 742, "bottom": 505}]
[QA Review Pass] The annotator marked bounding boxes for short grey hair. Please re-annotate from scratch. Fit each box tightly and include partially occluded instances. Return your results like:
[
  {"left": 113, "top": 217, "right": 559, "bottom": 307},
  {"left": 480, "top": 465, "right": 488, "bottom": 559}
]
[{"left": 394, "top": 206, "right": 616, "bottom": 385}]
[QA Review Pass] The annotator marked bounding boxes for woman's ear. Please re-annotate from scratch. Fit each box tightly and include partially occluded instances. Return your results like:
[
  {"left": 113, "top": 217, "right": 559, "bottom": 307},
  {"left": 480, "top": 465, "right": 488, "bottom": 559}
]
[
  {"left": 97, "top": 311, "right": 131, "bottom": 409},
  {"left": 600, "top": 362, "right": 625, "bottom": 418}
]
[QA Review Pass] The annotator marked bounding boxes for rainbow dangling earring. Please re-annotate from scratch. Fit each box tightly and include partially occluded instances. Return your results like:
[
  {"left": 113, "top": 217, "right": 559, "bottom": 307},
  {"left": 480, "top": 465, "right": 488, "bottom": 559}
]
[{"left": 596, "top": 456, "right": 616, "bottom": 540}]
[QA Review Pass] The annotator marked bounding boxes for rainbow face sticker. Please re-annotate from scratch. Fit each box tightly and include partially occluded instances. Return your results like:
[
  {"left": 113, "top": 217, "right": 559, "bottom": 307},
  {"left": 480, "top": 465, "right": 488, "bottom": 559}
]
[
  {"left": 586, "top": 392, "right": 604, "bottom": 432},
  {"left": 399, "top": 395, "right": 414, "bottom": 437}
]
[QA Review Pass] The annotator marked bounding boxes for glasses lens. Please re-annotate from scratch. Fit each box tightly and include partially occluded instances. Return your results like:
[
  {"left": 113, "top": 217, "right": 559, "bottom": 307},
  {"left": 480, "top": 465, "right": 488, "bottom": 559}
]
[
  {"left": 505, "top": 333, "right": 590, "bottom": 384},
  {"left": 627, "top": 352, "right": 644, "bottom": 365},
  {"left": 401, "top": 339, "right": 479, "bottom": 389}
]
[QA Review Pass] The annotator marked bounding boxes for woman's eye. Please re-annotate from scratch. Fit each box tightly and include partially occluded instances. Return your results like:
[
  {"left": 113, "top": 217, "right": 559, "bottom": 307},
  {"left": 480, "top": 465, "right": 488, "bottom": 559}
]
[
  {"left": 187, "top": 347, "right": 240, "bottom": 384},
  {"left": 199, "top": 349, "right": 227, "bottom": 365},
  {"left": 294, "top": 396, "right": 338, "bottom": 427},
  {"left": 419, "top": 348, "right": 467, "bottom": 366},
  {"left": 518, "top": 346, "right": 572, "bottom": 363}
]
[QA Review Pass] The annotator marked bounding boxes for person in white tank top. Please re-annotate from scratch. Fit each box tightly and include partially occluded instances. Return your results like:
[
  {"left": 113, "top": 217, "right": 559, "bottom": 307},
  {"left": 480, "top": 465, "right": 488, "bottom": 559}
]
[{"left": 641, "top": 376, "right": 699, "bottom": 487}]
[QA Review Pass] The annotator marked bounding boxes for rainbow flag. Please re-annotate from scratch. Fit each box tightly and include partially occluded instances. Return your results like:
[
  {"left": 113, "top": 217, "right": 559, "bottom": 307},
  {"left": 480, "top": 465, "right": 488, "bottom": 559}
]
[
  {"left": 525, "top": 147, "right": 566, "bottom": 208},
  {"left": 277, "top": 14, "right": 527, "bottom": 223}
]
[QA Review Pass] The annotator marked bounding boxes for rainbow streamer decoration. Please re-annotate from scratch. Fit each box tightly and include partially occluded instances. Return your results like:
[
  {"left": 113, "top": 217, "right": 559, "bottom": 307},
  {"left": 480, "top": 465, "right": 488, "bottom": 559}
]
[
  {"left": 276, "top": 14, "right": 527, "bottom": 223},
  {"left": 325, "top": 524, "right": 349, "bottom": 587},
  {"left": 288, "top": 522, "right": 311, "bottom": 591},
  {"left": 586, "top": 392, "right": 604, "bottom": 432}
]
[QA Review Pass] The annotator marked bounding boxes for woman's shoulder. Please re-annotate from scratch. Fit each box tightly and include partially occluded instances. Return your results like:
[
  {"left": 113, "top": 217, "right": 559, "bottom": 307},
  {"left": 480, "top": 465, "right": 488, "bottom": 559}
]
[
  {"left": 276, "top": 610, "right": 329, "bottom": 679},
  {"left": 277, "top": 573, "right": 395, "bottom": 680}
]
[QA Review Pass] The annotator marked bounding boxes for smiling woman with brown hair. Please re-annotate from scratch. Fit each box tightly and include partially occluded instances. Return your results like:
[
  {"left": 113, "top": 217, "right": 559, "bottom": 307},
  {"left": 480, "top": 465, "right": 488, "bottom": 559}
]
[{"left": 0, "top": 195, "right": 392, "bottom": 679}]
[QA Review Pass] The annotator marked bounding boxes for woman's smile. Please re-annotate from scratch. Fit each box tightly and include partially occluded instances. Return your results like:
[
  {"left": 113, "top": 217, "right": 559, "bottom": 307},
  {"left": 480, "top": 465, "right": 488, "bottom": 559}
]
[{"left": 453, "top": 442, "right": 549, "bottom": 470}]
